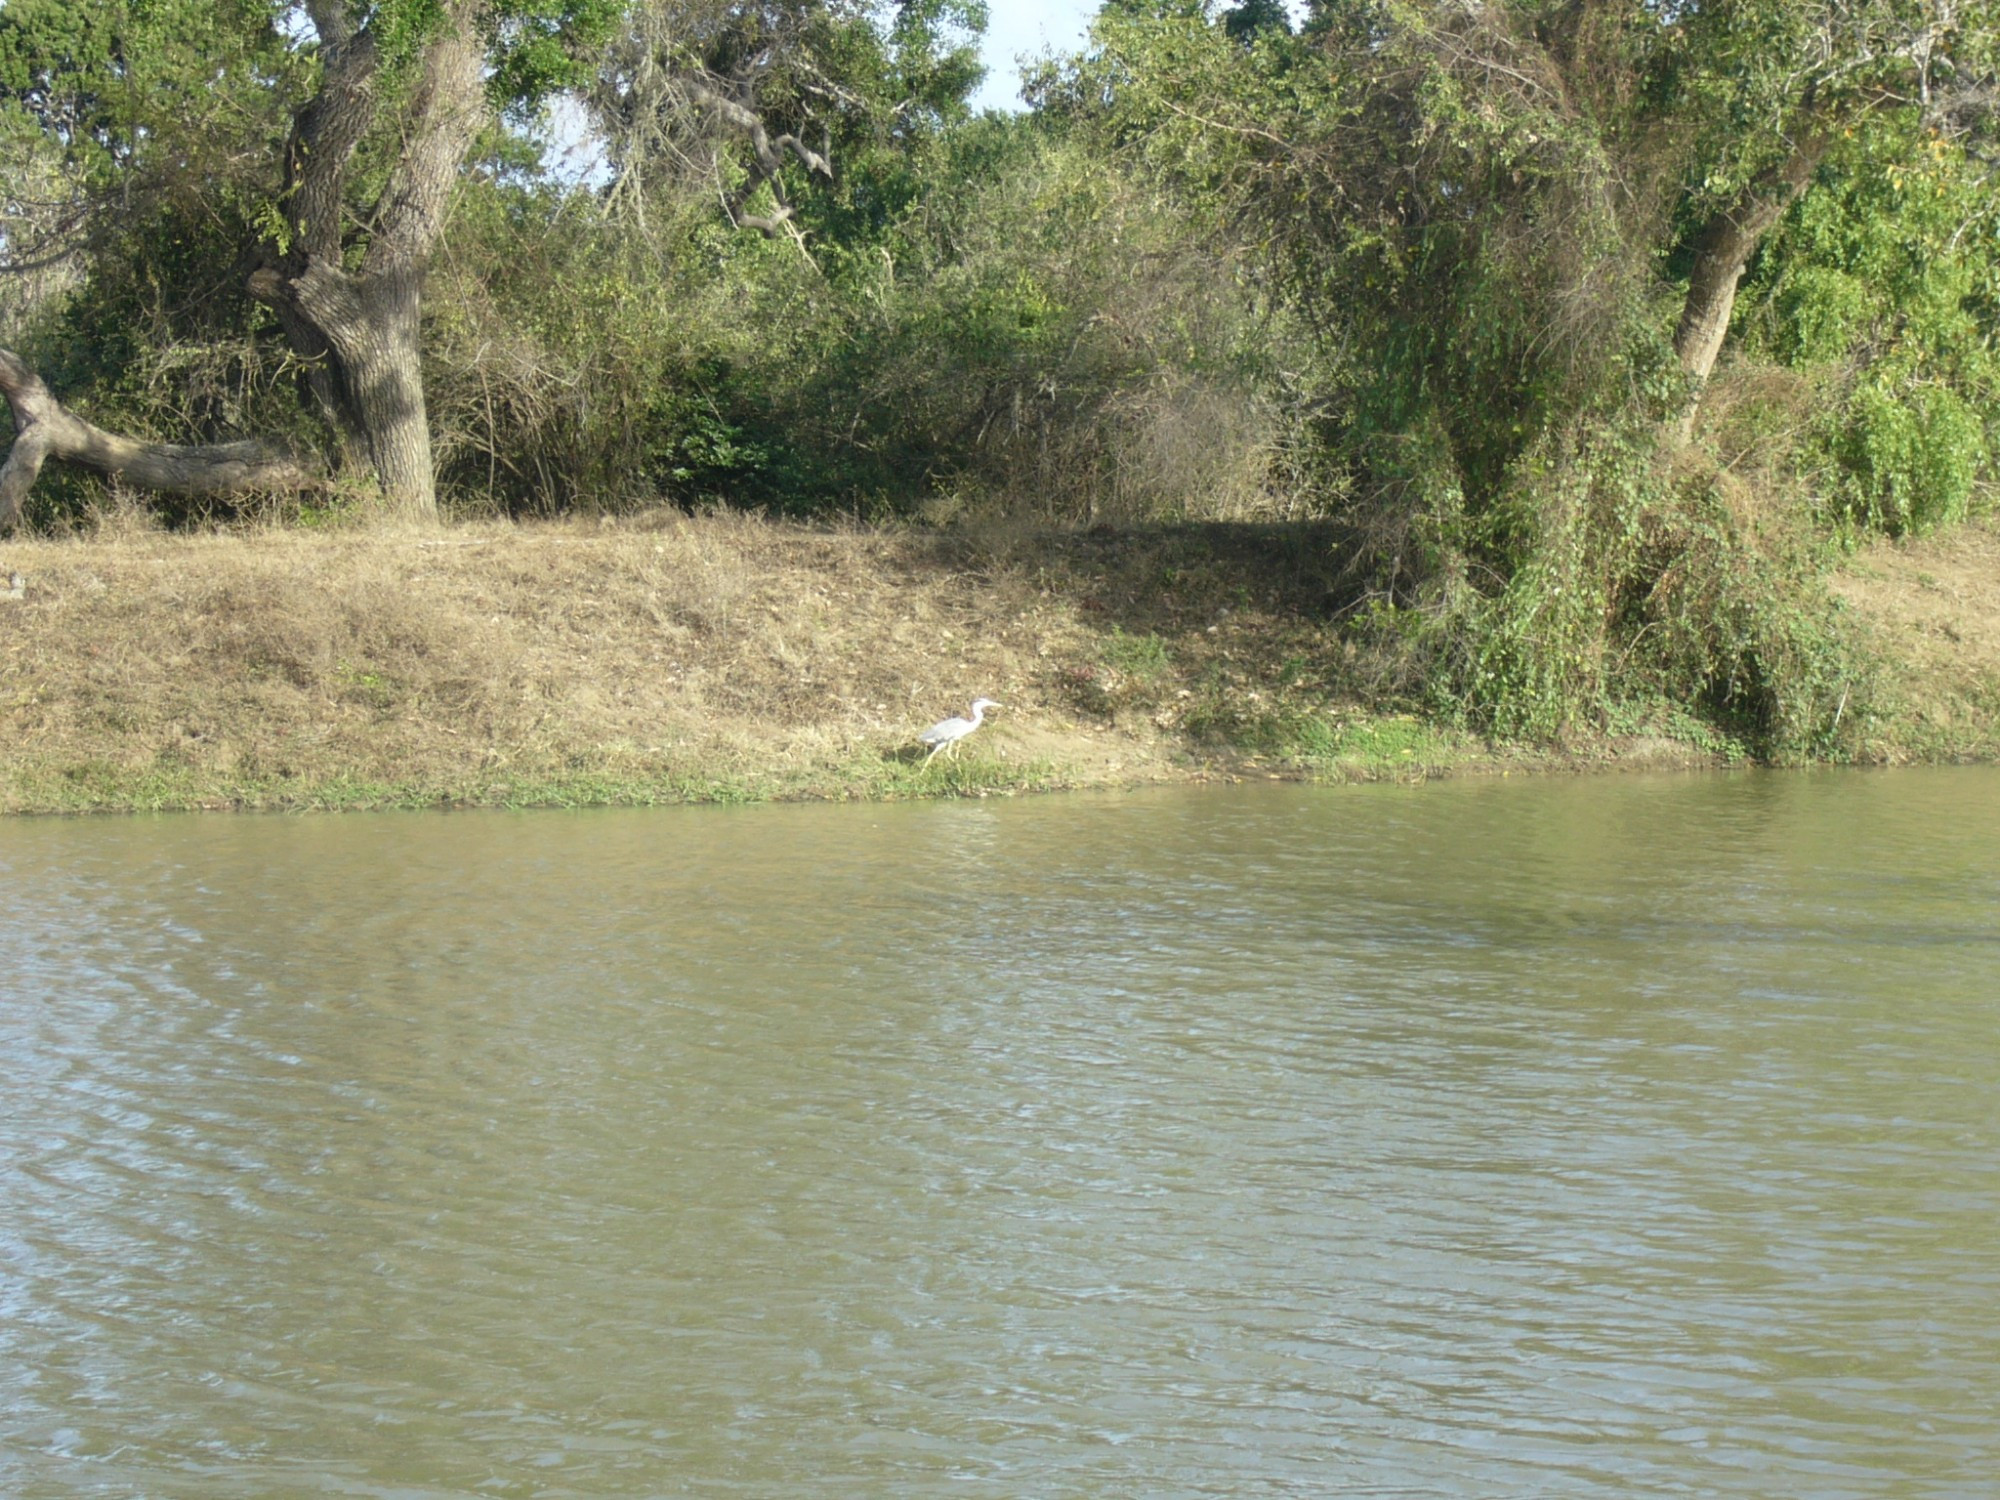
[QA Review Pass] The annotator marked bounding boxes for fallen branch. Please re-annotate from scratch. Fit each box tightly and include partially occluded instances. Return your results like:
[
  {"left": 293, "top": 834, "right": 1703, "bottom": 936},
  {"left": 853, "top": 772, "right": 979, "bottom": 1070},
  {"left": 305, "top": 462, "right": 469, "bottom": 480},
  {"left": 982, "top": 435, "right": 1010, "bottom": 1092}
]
[{"left": 0, "top": 348, "right": 322, "bottom": 531}]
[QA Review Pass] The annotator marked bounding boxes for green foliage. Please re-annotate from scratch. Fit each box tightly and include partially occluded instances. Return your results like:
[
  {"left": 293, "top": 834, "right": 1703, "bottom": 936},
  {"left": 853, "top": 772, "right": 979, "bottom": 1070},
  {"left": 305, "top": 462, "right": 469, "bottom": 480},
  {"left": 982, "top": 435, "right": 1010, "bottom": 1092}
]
[
  {"left": 462, "top": 98, "right": 1309, "bottom": 523},
  {"left": 1835, "top": 380, "right": 1983, "bottom": 535},
  {"left": 1365, "top": 432, "right": 1860, "bottom": 756},
  {"left": 484, "top": 0, "right": 628, "bottom": 109},
  {"left": 1034, "top": 0, "right": 1995, "bottom": 754},
  {"left": 791, "top": 119, "right": 1303, "bottom": 520},
  {"left": 0, "top": 0, "right": 298, "bottom": 180},
  {"left": 1619, "top": 478, "right": 1860, "bottom": 758},
  {"left": 1737, "top": 118, "right": 1999, "bottom": 537}
]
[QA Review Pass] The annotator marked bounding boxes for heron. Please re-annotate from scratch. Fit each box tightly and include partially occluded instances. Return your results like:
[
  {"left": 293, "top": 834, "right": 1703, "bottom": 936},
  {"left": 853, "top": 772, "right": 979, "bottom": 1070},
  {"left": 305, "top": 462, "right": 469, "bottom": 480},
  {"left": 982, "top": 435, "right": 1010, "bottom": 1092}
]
[{"left": 919, "top": 698, "right": 1001, "bottom": 762}]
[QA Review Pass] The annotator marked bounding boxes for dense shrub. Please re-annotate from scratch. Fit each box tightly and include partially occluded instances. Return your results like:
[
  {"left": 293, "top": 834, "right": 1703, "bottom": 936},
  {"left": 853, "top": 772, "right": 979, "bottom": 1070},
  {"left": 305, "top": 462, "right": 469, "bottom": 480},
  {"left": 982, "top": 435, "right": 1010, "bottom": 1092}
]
[{"left": 1737, "top": 118, "right": 1999, "bottom": 537}]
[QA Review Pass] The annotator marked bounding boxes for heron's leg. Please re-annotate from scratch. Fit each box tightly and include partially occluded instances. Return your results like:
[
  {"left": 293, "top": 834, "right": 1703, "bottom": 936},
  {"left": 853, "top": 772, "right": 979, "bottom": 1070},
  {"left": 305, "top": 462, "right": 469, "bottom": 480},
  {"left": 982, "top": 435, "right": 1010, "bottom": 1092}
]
[{"left": 923, "top": 741, "right": 945, "bottom": 764}]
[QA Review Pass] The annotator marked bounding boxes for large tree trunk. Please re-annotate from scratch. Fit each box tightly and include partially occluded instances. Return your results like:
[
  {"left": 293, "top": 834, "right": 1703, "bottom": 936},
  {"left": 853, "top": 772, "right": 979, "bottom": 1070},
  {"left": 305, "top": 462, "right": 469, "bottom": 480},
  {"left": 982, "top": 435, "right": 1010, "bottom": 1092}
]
[
  {"left": 250, "top": 262, "right": 436, "bottom": 518},
  {"left": 345, "top": 278, "right": 436, "bottom": 510},
  {"left": 247, "top": 2, "right": 487, "bottom": 522},
  {"left": 1671, "top": 133, "right": 1829, "bottom": 439},
  {"left": 0, "top": 348, "right": 318, "bottom": 532}
]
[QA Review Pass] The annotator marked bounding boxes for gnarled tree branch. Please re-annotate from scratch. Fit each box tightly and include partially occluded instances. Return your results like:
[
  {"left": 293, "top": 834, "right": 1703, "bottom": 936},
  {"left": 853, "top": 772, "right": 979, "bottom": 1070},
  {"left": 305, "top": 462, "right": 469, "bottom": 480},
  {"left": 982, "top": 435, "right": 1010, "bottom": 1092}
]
[
  {"left": 0, "top": 348, "right": 319, "bottom": 531},
  {"left": 682, "top": 75, "right": 833, "bottom": 180},
  {"left": 675, "top": 74, "right": 830, "bottom": 259}
]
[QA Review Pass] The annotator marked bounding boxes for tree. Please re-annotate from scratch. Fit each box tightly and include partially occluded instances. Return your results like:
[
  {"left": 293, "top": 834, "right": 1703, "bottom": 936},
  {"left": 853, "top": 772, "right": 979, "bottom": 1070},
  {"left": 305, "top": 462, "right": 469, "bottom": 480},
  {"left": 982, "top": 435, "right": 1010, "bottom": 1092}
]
[
  {"left": 248, "top": 0, "right": 479, "bottom": 519},
  {"left": 0, "top": 0, "right": 996, "bottom": 529},
  {"left": 1, "top": 0, "right": 617, "bottom": 529},
  {"left": 1, "top": 0, "right": 312, "bottom": 530},
  {"left": 1655, "top": 0, "right": 1997, "bottom": 432},
  {"left": 586, "top": 1, "right": 986, "bottom": 260},
  {"left": 1043, "top": 0, "right": 1996, "bottom": 746},
  {"left": 1056, "top": 0, "right": 1992, "bottom": 444},
  {"left": 1051, "top": 0, "right": 1999, "bottom": 521}
]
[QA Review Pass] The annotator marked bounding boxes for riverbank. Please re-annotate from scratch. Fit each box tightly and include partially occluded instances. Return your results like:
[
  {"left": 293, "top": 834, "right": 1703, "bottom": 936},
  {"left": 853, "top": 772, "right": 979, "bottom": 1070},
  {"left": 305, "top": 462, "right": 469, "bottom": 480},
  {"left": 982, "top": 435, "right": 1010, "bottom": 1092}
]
[
  {"left": 2, "top": 510, "right": 1994, "bottom": 814},
  {"left": 1829, "top": 516, "right": 2000, "bottom": 764}
]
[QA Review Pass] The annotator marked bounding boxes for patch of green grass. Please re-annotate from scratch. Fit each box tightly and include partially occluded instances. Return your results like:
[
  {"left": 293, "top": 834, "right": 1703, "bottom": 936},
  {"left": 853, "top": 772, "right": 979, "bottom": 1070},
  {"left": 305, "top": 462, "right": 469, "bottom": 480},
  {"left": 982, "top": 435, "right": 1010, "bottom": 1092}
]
[
  {"left": 41, "top": 760, "right": 233, "bottom": 812},
  {"left": 335, "top": 661, "right": 401, "bottom": 712},
  {"left": 1183, "top": 701, "right": 1468, "bottom": 776},
  {"left": 1099, "top": 627, "right": 1172, "bottom": 680},
  {"left": 1297, "top": 715, "right": 1468, "bottom": 776},
  {"left": 3, "top": 750, "right": 1074, "bottom": 816},
  {"left": 857, "top": 751, "right": 1061, "bottom": 799}
]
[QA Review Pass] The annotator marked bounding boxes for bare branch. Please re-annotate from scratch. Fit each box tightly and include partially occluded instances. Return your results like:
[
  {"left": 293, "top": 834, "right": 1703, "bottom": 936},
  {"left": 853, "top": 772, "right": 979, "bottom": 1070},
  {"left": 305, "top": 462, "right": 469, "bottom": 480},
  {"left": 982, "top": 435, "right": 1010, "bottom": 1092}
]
[
  {"left": 0, "top": 349, "right": 321, "bottom": 531},
  {"left": 681, "top": 75, "right": 832, "bottom": 179}
]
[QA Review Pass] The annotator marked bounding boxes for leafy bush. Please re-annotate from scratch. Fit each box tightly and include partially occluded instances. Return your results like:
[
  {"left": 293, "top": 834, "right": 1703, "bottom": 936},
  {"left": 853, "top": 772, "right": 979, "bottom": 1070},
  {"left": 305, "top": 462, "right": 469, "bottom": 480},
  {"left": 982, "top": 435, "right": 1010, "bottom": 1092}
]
[
  {"left": 1738, "top": 117, "right": 1998, "bottom": 538},
  {"left": 1834, "top": 379, "right": 1983, "bottom": 536}
]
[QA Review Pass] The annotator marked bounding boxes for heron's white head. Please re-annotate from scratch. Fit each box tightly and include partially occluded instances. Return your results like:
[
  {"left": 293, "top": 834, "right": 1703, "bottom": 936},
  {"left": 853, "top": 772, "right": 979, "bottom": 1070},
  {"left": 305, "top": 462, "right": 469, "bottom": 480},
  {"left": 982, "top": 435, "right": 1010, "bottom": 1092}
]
[{"left": 970, "top": 698, "right": 1001, "bottom": 713}]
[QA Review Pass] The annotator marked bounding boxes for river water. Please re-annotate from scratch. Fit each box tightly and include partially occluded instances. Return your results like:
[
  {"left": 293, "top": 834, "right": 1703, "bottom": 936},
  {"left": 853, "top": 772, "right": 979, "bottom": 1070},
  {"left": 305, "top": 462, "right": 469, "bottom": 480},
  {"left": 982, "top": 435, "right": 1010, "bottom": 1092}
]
[{"left": 3, "top": 769, "right": 1997, "bottom": 1498}]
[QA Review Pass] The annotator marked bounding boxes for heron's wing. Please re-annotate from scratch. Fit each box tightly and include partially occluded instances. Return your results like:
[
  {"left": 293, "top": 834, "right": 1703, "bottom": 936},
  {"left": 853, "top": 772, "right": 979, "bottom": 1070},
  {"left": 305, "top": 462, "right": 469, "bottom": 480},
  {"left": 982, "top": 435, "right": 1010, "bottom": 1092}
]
[{"left": 920, "top": 716, "right": 971, "bottom": 743}]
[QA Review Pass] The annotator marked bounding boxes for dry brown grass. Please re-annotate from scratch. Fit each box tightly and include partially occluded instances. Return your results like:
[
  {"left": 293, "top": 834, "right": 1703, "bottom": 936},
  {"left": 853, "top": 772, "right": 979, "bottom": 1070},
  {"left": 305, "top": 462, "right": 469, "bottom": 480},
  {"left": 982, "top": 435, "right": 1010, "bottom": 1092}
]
[
  {"left": 13, "top": 497, "right": 1977, "bottom": 813},
  {"left": 1832, "top": 511, "right": 2000, "bottom": 761},
  {"left": 0, "top": 510, "right": 1397, "bottom": 812}
]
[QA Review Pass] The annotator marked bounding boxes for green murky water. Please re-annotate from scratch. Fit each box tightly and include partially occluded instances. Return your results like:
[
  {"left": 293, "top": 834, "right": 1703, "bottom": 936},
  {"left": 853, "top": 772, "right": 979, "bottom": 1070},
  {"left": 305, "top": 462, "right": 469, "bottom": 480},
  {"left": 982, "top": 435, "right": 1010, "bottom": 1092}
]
[{"left": 4, "top": 769, "right": 1997, "bottom": 1496}]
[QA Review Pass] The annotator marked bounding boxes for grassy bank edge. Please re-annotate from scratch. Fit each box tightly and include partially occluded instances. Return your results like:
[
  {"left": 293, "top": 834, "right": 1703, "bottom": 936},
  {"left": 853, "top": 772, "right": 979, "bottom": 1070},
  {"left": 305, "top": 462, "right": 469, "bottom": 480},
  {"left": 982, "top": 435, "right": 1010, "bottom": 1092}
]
[
  {"left": 3, "top": 511, "right": 1995, "bottom": 818},
  {"left": 0, "top": 720, "right": 1730, "bottom": 818}
]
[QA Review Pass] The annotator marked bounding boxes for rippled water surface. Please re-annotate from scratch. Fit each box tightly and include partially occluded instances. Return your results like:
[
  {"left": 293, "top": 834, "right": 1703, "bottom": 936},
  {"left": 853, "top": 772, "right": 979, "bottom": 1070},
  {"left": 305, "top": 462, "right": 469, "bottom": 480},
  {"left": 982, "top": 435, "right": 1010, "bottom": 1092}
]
[{"left": 4, "top": 769, "right": 1999, "bottom": 1497}]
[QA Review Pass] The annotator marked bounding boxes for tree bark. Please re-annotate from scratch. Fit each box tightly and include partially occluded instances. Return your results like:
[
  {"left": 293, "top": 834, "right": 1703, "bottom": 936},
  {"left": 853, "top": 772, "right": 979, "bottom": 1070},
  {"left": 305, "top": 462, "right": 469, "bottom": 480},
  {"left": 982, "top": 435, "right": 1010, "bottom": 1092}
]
[
  {"left": 251, "top": 261, "right": 436, "bottom": 520},
  {"left": 0, "top": 348, "right": 318, "bottom": 532},
  {"left": 247, "top": 2, "right": 488, "bottom": 522},
  {"left": 1671, "top": 132, "right": 1829, "bottom": 439}
]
